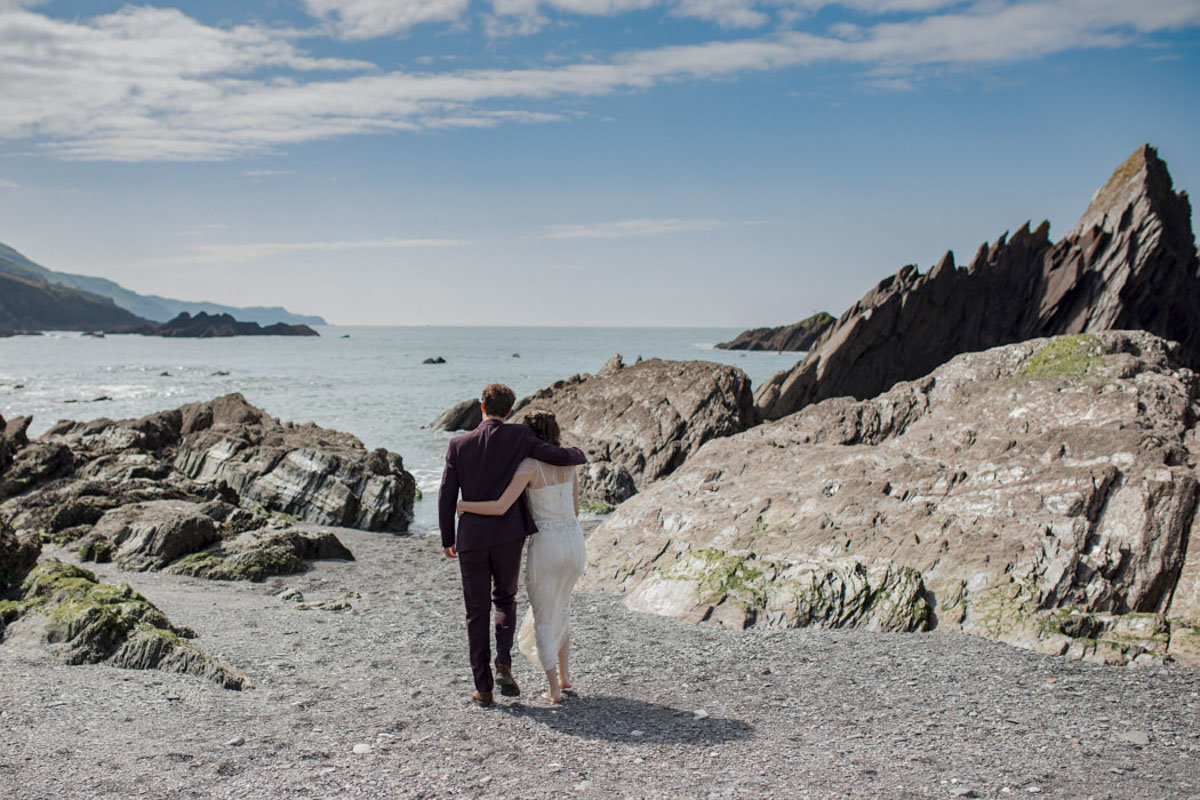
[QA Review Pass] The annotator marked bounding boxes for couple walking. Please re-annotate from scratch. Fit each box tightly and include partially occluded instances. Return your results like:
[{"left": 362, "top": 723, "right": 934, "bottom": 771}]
[{"left": 438, "top": 383, "right": 588, "bottom": 707}]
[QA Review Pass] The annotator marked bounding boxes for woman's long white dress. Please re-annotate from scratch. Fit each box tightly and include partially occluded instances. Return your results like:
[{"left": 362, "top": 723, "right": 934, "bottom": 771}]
[{"left": 517, "top": 460, "right": 586, "bottom": 672}]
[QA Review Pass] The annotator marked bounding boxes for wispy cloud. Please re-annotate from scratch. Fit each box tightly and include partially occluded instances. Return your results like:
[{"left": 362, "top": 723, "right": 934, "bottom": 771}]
[
  {"left": 0, "top": 1, "right": 1197, "bottom": 161},
  {"left": 0, "top": 177, "right": 18, "bottom": 189},
  {"left": 142, "top": 237, "right": 470, "bottom": 266},
  {"left": 544, "top": 218, "right": 731, "bottom": 239},
  {"left": 242, "top": 169, "right": 295, "bottom": 177}
]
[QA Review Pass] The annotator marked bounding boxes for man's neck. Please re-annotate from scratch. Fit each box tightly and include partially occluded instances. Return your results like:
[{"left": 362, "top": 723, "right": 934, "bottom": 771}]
[{"left": 482, "top": 414, "right": 505, "bottom": 423}]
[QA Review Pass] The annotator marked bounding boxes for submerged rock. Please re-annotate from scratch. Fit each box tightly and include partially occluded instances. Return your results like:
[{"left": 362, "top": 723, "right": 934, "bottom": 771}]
[
  {"left": 0, "top": 560, "right": 245, "bottom": 689},
  {"left": 755, "top": 145, "right": 1200, "bottom": 421},
  {"left": 510, "top": 356, "right": 757, "bottom": 506},
  {"left": 585, "top": 331, "right": 1200, "bottom": 665}
]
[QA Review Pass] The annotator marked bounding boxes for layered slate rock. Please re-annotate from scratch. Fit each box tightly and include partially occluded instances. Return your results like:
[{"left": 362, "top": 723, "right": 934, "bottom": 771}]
[
  {"left": 173, "top": 394, "right": 415, "bottom": 531},
  {"left": 509, "top": 356, "right": 757, "bottom": 506},
  {"left": 0, "top": 519, "right": 39, "bottom": 592},
  {"left": 755, "top": 145, "right": 1200, "bottom": 421},
  {"left": 586, "top": 332, "right": 1200, "bottom": 665},
  {"left": 716, "top": 312, "right": 835, "bottom": 352},
  {"left": 0, "top": 394, "right": 413, "bottom": 575},
  {"left": 0, "top": 560, "right": 245, "bottom": 689}
]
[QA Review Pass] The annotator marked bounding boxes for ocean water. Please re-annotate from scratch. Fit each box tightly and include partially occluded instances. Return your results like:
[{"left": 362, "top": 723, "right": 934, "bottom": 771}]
[{"left": 0, "top": 327, "right": 801, "bottom": 533}]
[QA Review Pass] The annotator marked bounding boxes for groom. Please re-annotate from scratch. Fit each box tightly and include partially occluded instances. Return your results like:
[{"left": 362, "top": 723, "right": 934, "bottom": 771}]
[{"left": 439, "top": 383, "right": 586, "bottom": 707}]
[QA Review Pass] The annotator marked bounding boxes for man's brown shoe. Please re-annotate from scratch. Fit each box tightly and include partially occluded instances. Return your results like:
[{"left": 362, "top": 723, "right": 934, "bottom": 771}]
[
  {"left": 495, "top": 665, "right": 520, "bottom": 697},
  {"left": 472, "top": 690, "right": 493, "bottom": 707}
]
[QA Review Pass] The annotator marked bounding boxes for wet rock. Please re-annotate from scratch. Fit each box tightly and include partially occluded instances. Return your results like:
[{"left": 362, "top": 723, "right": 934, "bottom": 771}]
[
  {"left": 755, "top": 145, "right": 1200, "bottom": 421},
  {"left": 422, "top": 356, "right": 446, "bottom": 364},
  {"left": 586, "top": 331, "right": 1200, "bottom": 664}
]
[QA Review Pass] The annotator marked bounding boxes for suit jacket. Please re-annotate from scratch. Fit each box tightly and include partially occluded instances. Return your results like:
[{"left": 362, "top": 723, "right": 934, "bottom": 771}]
[{"left": 439, "top": 418, "right": 586, "bottom": 552}]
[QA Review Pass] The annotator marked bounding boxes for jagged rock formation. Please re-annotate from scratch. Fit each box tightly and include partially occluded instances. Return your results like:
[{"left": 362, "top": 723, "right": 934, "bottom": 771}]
[
  {"left": 142, "top": 311, "right": 319, "bottom": 337},
  {"left": 0, "top": 394, "right": 413, "bottom": 574},
  {"left": 755, "top": 145, "right": 1200, "bottom": 421},
  {"left": 429, "top": 399, "right": 482, "bottom": 432},
  {"left": 508, "top": 356, "right": 756, "bottom": 506},
  {"left": 0, "top": 272, "right": 150, "bottom": 332},
  {"left": 716, "top": 312, "right": 835, "bottom": 351},
  {"left": 0, "top": 560, "right": 245, "bottom": 688},
  {"left": 585, "top": 332, "right": 1200, "bottom": 665}
]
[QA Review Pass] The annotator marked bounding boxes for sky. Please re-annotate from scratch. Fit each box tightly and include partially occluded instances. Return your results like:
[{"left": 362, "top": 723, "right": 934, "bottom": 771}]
[{"left": 0, "top": 1, "right": 1198, "bottom": 326}]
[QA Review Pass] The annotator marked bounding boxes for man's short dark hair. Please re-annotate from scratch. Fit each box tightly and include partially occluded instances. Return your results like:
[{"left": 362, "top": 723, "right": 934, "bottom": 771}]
[{"left": 481, "top": 384, "right": 516, "bottom": 418}]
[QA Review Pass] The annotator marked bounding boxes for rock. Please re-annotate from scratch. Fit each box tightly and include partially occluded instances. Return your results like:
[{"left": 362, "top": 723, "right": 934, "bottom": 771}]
[
  {"left": 167, "top": 528, "right": 354, "bottom": 582},
  {"left": 225, "top": 737, "right": 245, "bottom": 747},
  {"left": 584, "top": 331, "right": 1200, "bottom": 664},
  {"left": 144, "top": 312, "right": 318, "bottom": 337},
  {"left": 172, "top": 394, "right": 416, "bottom": 532},
  {"left": 85, "top": 500, "right": 220, "bottom": 571},
  {"left": 755, "top": 145, "right": 1200, "bottom": 421},
  {"left": 1119, "top": 730, "right": 1151, "bottom": 746},
  {"left": 4, "top": 560, "right": 246, "bottom": 688},
  {"left": 422, "top": 356, "right": 446, "bottom": 364},
  {"left": 716, "top": 312, "right": 835, "bottom": 351},
  {"left": 0, "top": 519, "right": 39, "bottom": 592},
  {"left": 352, "top": 743, "right": 372, "bottom": 754},
  {"left": 509, "top": 357, "right": 757, "bottom": 506},
  {"left": 276, "top": 587, "right": 304, "bottom": 602},
  {"left": 428, "top": 399, "right": 482, "bottom": 432}
]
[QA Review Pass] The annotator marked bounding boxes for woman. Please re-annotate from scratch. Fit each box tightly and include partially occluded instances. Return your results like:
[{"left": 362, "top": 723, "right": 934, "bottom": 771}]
[{"left": 457, "top": 410, "right": 585, "bottom": 703}]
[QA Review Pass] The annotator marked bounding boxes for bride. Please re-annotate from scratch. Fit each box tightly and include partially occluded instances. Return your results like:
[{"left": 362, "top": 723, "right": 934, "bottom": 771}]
[{"left": 457, "top": 410, "right": 585, "bottom": 703}]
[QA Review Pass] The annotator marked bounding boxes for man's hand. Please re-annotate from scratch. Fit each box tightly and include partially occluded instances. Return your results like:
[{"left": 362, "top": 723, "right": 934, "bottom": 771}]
[{"left": 443, "top": 545, "right": 458, "bottom": 559}]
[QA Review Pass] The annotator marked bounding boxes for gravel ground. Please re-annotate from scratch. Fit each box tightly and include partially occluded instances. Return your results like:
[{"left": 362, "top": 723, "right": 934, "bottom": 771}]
[{"left": 2, "top": 526, "right": 1199, "bottom": 800}]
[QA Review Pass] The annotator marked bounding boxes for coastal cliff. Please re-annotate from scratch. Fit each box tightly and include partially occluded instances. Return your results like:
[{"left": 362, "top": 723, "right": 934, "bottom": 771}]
[{"left": 716, "top": 311, "right": 835, "bottom": 351}]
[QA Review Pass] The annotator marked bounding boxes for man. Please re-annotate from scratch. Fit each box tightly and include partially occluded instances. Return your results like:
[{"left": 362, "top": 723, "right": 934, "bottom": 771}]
[{"left": 439, "top": 383, "right": 586, "bottom": 707}]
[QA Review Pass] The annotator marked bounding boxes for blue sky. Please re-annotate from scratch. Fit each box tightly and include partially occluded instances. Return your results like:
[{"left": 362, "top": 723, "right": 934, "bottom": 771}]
[{"left": 0, "top": 1, "right": 1198, "bottom": 326}]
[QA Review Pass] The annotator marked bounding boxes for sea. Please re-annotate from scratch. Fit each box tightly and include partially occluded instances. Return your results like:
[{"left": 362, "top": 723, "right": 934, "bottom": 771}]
[{"left": 0, "top": 327, "right": 801, "bottom": 533}]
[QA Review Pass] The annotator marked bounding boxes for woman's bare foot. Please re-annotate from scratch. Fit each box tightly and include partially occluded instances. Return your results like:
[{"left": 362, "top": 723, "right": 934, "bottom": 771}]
[{"left": 541, "top": 691, "right": 563, "bottom": 704}]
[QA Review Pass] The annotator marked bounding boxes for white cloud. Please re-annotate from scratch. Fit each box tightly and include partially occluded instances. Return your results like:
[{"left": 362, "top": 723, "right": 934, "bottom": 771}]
[
  {"left": 242, "top": 169, "right": 295, "bottom": 176},
  {"left": 0, "top": 177, "right": 17, "bottom": 189},
  {"left": 0, "top": 1, "right": 1197, "bottom": 161},
  {"left": 544, "top": 218, "right": 730, "bottom": 238},
  {"left": 671, "top": 0, "right": 769, "bottom": 28},
  {"left": 141, "top": 237, "right": 470, "bottom": 267},
  {"left": 304, "top": 0, "right": 470, "bottom": 38}
]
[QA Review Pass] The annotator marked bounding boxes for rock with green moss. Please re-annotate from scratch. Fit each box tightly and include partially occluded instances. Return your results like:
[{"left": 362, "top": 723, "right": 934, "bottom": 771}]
[
  {"left": 85, "top": 500, "right": 219, "bottom": 571},
  {"left": 586, "top": 330, "right": 1200, "bottom": 665},
  {"left": 4, "top": 560, "right": 245, "bottom": 688},
  {"left": 167, "top": 527, "right": 353, "bottom": 582}
]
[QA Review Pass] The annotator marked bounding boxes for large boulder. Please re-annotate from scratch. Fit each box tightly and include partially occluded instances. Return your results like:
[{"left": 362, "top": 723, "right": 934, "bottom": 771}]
[
  {"left": 755, "top": 144, "right": 1200, "bottom": 421},
  {"left": 84, "top": 500, "right": 221, "bottom": 571},
  {"left": 716, "top": 312, "right": 835, "bottom": 351},
  {"left": 586, "top": 331, "right": 1200, "bottom": 665},
  {"left": 510, "top": 356, "right": 757, "bottom": 506},
  {"left": 167, "top": 527, "right": 354, "bottom": 582}
]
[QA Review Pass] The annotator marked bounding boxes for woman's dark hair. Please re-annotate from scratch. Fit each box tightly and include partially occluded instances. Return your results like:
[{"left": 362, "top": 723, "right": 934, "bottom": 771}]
[{"left": 524, "top": 409, "right": 560, "bottom": 446}]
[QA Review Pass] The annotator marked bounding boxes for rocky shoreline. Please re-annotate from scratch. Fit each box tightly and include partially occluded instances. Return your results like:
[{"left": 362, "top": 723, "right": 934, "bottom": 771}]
[{"left": 2, "top": 529, "right": 1198, "bottom": 799}]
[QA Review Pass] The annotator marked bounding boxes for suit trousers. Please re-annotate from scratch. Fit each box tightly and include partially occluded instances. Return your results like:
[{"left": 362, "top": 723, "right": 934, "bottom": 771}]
[{"left": 457, "top": 537, "right": 525, "bottom": 693}]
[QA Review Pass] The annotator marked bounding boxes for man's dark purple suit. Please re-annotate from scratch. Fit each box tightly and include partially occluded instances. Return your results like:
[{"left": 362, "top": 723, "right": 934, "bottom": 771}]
[{"left": 439, "top": 418, "right": 585, "bottom": 694}]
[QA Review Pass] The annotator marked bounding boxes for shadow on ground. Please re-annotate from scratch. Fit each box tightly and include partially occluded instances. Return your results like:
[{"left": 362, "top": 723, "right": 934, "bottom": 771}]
[{"left": 500, "top": 694, "right": 754, "bottom": 744}]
